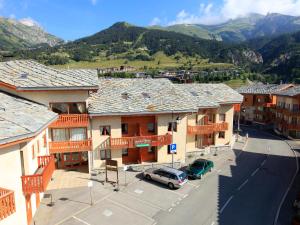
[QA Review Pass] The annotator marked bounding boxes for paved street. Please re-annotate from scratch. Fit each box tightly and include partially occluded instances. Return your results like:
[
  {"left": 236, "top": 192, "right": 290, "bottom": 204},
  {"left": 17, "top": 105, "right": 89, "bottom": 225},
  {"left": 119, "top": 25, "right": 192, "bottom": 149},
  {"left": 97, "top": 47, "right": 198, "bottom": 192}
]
[{"left": 33, "top": 127, "right": 297, "bottom": 225}]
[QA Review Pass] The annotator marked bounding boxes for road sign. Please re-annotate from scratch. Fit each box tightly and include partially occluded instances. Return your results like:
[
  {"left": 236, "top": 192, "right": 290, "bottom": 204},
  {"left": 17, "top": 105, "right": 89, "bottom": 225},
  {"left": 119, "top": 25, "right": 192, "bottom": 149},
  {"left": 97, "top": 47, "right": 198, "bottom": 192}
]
[{"left": 170, "top": 143, "right": 177, "bottom": 154}]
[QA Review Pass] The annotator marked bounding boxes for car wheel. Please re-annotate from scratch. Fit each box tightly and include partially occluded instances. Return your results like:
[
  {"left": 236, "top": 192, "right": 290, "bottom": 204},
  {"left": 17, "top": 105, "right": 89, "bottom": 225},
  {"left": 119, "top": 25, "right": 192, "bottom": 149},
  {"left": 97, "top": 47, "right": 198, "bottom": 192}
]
[
  {"left": 168, "top": 182, "right": 175, "bottom": 189},
  {"left": 145, "top": 174, "right": 151, "bottom": 180}
]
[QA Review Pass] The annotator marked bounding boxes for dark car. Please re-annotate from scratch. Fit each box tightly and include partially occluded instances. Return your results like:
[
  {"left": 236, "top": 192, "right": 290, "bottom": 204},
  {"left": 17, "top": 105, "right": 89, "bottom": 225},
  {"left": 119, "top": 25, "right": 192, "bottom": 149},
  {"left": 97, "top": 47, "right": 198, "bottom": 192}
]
[{"left": 186, "top": 159, "right": 214, "bottom": 179}]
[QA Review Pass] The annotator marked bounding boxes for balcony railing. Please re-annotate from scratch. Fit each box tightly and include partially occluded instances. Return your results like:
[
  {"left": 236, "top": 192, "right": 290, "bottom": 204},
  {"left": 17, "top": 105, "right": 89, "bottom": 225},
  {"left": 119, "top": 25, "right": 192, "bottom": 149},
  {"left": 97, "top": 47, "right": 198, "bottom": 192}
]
[
  {"left": 283, "top": 123, "right": 300, "bottom": 130},
  {"left": 49, "top": 139, "right": 92, "bottom": 154},
  {"left": 110, "top": 134, "right": 172, "bottom": 149},
  {"left": 187, "top": 122, "right": 228, "bottom": 135},
  {"left": 0, "top": 188, "right": 15, "bottom": 220},
  {"left": 21, "top": 156, "right": 55, "bottom": 195},
  {"left": 49, "top": 114, "right": 89, "bottom": 128}
]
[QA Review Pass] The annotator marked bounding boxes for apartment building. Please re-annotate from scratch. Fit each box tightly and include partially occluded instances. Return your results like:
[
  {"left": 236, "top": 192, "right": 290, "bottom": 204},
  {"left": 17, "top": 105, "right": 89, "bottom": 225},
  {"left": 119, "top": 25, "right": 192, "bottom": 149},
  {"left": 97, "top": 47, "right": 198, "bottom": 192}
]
[
  {"left": 274, "top": 86, "right": 300, "bottom": 139},
  {"left": 0, "top": 60, "right": 242, "bottom": 225},
  {"left": 237, "top": 83, "right": 293, "bottom": 124},
  {"left": 0, "top": 92, "right": 57, "bottom": 225}
]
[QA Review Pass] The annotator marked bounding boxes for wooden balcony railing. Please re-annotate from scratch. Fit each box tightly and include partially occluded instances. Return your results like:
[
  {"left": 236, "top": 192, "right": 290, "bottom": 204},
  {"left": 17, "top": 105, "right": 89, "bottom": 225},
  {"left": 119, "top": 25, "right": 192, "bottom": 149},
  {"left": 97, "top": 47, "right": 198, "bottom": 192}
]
[
  {"left": 0, "top": 188, "right": 15, "bottom": 220},
  {"left": 21, "top": 155, "right": 55, "bottom": 195},
  {"left": 49, "top": 114, "right": 89, "bottom": 128},
  {"left": 187, "top": 122, "right": 228, "bottom": 135},
  {"left": 110, "top": 134, "right": 172, "bottom": 149},
  {"left": 283, "top": 123, "right": 300, "bottom": 130},
  {"left": 49, "top": 139, "right": 92, "bottom": 154}
]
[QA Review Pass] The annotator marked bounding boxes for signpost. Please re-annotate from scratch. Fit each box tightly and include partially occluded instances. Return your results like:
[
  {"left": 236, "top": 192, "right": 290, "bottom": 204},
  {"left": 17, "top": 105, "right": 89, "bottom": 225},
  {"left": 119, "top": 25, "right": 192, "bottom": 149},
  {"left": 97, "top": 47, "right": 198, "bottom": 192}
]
[
  {"left": 105, "top": 159, "right": 119, "bottom": 191},
  {"left": 88, "top": 181, "right": 93, "bottom": 205},
  {"left": 170, "top": 143, "right": 176, "bottom": 168},
  {"left": 123, "top": 165, "right": 128, "bottom": 186}
]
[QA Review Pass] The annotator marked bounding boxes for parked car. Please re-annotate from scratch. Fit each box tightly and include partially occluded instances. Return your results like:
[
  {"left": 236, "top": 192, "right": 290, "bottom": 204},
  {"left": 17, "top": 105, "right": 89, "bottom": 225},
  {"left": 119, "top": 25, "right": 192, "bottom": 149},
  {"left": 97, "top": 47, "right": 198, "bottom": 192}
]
[
  {"left": 186, "top": 159, "right": 214, "bottom": 179},
  {"left": 143, "top": 166, "right": 188, "bottom": 189}
]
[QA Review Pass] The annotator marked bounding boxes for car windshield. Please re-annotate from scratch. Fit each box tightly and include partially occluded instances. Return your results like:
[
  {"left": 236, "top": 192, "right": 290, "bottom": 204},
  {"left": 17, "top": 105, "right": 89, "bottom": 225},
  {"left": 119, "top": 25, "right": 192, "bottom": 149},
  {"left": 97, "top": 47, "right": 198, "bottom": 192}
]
[
  {"left": 178, "top": 172, "right": 187, "bottom": 180},
  {"left": 191, "top": 162, "right": 204, "bottom": 168}
]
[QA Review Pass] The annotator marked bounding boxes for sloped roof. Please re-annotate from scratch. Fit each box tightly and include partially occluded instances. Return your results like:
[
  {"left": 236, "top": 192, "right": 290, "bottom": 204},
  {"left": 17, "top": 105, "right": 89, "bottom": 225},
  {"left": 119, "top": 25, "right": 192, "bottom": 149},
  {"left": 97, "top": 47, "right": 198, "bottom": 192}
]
[
  {"left": 88, "top": 78, "right": 199, "bottom": 115},
  {"left": 0, "top": 92, "right": 57, "bottom": 145},
  {"left": 176, "top": 83, "right": 243, "bottom": 105},
  {"left": 275, "top": 86, "right": 300, "bottom": 97},
  {"left": 236, "top": 83, "right": 293, "bottom": 95},
  {"left": 0, "top": 60, "right": 98, "bottom": 91}
]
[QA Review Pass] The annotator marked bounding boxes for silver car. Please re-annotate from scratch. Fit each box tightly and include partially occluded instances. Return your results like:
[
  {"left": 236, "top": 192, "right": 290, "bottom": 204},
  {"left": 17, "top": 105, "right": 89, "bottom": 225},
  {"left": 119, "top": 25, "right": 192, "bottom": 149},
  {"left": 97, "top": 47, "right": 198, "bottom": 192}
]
[{"left": 143, "top": 166, "right": 188, "bottom": 189}]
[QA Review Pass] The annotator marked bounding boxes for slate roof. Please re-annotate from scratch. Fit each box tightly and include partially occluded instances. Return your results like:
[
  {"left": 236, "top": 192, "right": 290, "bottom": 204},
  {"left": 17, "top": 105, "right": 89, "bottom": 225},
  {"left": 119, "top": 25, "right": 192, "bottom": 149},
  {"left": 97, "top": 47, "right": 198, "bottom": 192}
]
[
  {"left": 0, "top": 92, "right": 58, "bottom": 145},
  {"left": 88, "top": 78, "right": 200, "bottom": 115},
  {"left": 175, "top": 83, "right": 243, "bottom": 105},
  {"left": 275, "top": 86, "right": 300, "bottom": 97},
  {"left": 0, "top": 60, "right": 98, "bottom": 90},
  {"left": 236, "top": 83, "right": 293, "bottom": 95}
]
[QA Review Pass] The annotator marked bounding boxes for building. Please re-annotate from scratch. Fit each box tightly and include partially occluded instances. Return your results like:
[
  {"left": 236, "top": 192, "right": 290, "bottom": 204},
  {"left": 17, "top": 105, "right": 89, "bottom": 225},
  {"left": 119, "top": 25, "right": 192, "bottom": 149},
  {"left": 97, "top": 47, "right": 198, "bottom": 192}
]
[
  {"left": 274, "top": 86, "right": 300, "bottom": 139},
  {"left": 0, "top": 60, "right": 243, "bottom": 225},
  {"left": 236, "top": 83, "right": 293, "bottom": 125}
]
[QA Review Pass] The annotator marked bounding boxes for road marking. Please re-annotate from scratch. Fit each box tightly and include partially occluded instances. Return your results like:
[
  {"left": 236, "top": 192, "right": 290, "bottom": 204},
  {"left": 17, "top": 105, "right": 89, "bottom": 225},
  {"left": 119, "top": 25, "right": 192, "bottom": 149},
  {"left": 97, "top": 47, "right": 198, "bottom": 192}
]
[
  {"left": 73, "top": 216, "right": 91, "bottom": 225},
  {"left": 102, "top": 209, "right": 113, "bottom": 217},
  {"left": 168, "top": 207, "right": 173, "bottom": 212},
  {"left": 183, "top": 194, "right": 188, "bottom": 199},
  {"left": 187, "top": 182, "right": 198, "bottom": 187},
  {"left": 134, "top": 189, "right": 144, "bottom": 194},
  {"left": 261, "top": 159, "right": 267, "bottom": 166},
  {"left": 220, "top": 196, "right": 234, "bottom": 214},
  {"left": 211, "top": 221, "right": 215, "bottom": 225},
  {"left": 251, "top": 168, "right": 260, "bottom": 177},
  {"left": 237, "top": 179, "right": 249, "bottom": 191}
]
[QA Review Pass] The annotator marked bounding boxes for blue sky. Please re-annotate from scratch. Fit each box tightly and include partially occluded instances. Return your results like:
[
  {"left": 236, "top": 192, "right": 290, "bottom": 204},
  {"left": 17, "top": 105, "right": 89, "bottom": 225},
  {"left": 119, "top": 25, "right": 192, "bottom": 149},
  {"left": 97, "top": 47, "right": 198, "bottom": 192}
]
[{"left": 1, "top": 0, "right": 300, "bottom": 40}]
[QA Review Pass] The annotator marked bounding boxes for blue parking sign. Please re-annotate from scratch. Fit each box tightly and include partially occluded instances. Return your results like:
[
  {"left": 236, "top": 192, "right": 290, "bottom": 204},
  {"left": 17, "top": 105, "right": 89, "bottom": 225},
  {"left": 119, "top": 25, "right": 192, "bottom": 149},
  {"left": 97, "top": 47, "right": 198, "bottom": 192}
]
[{"left": 170, "top": 144, "right": 177, "bottom": 153}]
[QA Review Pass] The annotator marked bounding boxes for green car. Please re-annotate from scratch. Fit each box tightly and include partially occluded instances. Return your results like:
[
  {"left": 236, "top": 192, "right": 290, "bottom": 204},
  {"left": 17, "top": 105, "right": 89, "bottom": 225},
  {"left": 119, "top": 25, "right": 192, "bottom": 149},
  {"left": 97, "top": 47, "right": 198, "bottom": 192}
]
[{"left": 186, "top": 159, "right": 214, "bottom": 179}]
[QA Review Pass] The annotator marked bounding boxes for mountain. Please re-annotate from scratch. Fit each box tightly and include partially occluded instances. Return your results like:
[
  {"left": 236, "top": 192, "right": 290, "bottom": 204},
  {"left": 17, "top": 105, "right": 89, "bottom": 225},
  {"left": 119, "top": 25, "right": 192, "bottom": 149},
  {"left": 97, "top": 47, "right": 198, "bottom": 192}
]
[
  {"left": 0, "top": 17, "right": 63, "bottom": 51},
  {"left": 154, "top": 13, "right": 300, "bottom": 43},
  {"left": 17, "top": 22, "right": 261, "bottom": 67}
]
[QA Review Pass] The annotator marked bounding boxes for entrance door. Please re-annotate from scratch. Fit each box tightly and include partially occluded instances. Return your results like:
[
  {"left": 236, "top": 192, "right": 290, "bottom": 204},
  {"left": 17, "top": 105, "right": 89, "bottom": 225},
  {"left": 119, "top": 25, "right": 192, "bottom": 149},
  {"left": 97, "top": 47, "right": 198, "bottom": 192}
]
[{"left": 25, "top": 195, "right": 32, "bottom": 225}]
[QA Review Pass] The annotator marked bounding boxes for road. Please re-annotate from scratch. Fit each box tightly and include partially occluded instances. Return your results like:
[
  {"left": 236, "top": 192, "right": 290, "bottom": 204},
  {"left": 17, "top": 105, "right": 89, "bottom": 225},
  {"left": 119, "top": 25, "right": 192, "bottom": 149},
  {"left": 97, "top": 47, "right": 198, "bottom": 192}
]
[{"left": 154, "top": 128, "right": 297, "bottom": 225}]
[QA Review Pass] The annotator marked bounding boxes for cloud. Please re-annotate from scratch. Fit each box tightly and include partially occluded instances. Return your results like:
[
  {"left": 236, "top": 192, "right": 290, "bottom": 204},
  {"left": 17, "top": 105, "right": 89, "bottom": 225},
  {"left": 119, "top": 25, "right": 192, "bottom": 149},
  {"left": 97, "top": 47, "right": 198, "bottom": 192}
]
[
  {"left": 149, "top": 17, "right": 161, "bottom": 26},
  {"left": 168, "top": 0, "right": 300, "bottom": 25},
  {"left": 19, "top": 17, "right": 41, "bottom": 27},
  {"left": 91, "top": 0, "right": 97, "bottom": 5}
]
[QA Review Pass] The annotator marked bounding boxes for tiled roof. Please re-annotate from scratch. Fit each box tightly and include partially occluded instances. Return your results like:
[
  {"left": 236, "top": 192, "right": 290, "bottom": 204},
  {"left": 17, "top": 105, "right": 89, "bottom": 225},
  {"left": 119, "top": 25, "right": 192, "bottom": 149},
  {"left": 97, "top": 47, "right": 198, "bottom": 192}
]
[
  {"left": 0, "top": 60, "right": 98, "bottom": 90},
  {"left": 175, "top": 83, "right": 243, "bottom": 105},
  {"left": 0, "top": 92, "right": 57, "bottom": 145},
  {"left": 275, "top": 86, "right": 300, "bottom": 97},
  {"left": 88, "top": 78, "right": 199, "bottom": 115},
  {"left": 236, "top": 83, "right": 293, "bottom": 95}
]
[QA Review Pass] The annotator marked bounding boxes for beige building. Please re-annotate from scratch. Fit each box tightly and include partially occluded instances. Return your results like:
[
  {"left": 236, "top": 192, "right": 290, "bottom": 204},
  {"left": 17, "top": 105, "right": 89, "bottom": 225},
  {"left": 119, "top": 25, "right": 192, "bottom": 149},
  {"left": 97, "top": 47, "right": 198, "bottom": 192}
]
[{"left": 0, "top": 60, "right": 242, "bottom": 225}]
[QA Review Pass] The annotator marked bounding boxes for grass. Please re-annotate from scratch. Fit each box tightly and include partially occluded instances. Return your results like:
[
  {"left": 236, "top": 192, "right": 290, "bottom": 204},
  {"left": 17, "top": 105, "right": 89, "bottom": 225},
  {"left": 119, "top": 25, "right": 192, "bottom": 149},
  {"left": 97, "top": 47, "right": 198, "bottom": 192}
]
[
  {"left": 224, "top": 79, "right": 248, "bottom": 88},
  {"left": 53, "top": 51, "right": 234, "bottom": 71}
]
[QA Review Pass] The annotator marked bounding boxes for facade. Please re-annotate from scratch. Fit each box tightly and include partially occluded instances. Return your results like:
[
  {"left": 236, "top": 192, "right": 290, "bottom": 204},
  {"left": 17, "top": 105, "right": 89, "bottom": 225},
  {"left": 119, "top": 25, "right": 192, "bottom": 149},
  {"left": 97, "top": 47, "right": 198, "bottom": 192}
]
[
  {"left": 236, "top": 83, "right": 293, "bottom": 125},
  {"left": 274, "top": 86, "right": 300, "bottom": 139},
  {"left": 0, "top": 60, "right": 242, "bottom": 225}
]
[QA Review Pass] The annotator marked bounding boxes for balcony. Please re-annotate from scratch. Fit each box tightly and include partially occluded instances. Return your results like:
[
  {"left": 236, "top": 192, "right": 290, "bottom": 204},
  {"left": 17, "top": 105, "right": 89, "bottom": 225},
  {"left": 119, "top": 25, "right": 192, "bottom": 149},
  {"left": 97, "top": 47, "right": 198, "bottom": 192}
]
[
  {"left": 284, "top": 123, "right": 300, "bottom": 130},
  {"left": 0, "top": 188, "right": 15, "bottom": 220},
  {"left": 255, "top": 102, "right": 275, "bottom": 108},
  {"left": 110, "top": 134, "right": 172, "bottom": 149},
  {"left": 49, "top": 139, "right": 92, "bottom": 154},
  {"left": 187, "top": 122, "right": 228, "bottom": 135},
  {"left": 21, "top": 156, "right": 55, "bottom": 195},
  {"left": 49, "top": 114, "right": 89, "bottom": 128}
]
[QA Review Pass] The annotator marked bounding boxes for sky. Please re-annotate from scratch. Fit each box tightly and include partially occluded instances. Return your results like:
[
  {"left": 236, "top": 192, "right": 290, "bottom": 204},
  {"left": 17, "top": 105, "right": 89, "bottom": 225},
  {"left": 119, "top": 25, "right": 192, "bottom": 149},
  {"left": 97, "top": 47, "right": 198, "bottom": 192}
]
[{"left": 1, "top": 0, "right": 300, "bottom": 41}]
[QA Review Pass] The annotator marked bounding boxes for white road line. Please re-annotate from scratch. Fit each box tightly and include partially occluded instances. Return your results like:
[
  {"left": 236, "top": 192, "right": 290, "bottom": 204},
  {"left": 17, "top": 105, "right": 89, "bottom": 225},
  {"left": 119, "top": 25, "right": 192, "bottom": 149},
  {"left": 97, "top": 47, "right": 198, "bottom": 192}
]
[
  {"left": 237, "top": 179, "right": 249, "bottom": 191},
  {"left": 107, "top": 198, "right": 155, "bottom": 222},
  {"left": 187, "top": 182, "right": 198, "bottom": 187},
  {"left": 121, "top": 191, "right": 164, "bottom": 210},
  {"left": 183, "top": 194, "right": 188, "bottom": 198},
  {"left": 73, "top": 216, "right": 91, "bottom": 225},
  {"left": 168, "top": 207, "right": 173, "bottom": 212},
  {"left": 211, "top": 221, "right": 215, "bottom": 225},
  {"left": 251, "top": 168, "right": 260, "bottom": 177},
  {"left": 261, "top": 159, "right": 267, "bottom": 166},
  {"left": 220, "top": 196, "right": 234, "bottom": 214}
]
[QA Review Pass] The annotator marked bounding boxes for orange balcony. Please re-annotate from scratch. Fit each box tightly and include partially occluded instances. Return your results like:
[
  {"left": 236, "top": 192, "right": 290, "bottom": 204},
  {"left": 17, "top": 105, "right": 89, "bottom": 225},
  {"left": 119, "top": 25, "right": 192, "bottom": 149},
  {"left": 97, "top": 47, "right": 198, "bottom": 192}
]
[
  {"left": 21, "top": 156, "right": 55, "bottom": 195},
  {"left": 49, "top": 114, "right": 89, "bottom": 128},
  {"left": 283, "top": 124, "right": 300, "bottom": 130},
  {"left": 49, "top": 139, "right": 92, "bottom": 154},
  {"left": 0, "top": 188, "right": 15, "bottom": 220},
  {"left": 110, "top": 134, "right": 172, "bottom": 149},
  {"left": 187, "top": 122, "right": 228, "bottom": 135}
]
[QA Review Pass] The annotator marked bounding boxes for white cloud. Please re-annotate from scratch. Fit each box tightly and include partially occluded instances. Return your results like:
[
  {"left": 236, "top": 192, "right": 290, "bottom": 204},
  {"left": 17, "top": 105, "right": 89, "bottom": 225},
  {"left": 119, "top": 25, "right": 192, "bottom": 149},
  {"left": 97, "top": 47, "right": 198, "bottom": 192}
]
[
  {"left": 168, "top": 0, "right": 300, "bottom": 25},
  {"left": 91, "top": 0, "right": 97, "bottom": 5},
  {"left": 19, "top": 17, "right": 41, "bottom": 27},
  {"left": 149, "top": 17, "right": 161, "bottom": 26}
]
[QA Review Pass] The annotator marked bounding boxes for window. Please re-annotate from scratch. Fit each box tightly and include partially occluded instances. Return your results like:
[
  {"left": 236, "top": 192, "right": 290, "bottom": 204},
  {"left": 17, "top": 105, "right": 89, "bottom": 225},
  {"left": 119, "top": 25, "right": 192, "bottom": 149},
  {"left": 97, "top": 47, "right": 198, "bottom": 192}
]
[
  {"left": 122, "top": 148, "right": 128, "bottom": 156},
  {"left": 37, "top": 140, "right": 40, "bottom": 154},
  {"left": 122, "top": 123, "right": 128, "bottom": 134},
  {"left": 147, "top": 123, "right": 155, "bottom": 133},
  {"left": 219, "top": 114, "right": 226, "bottom": 122},
  {"left": 168, "top": 122, "right": 177, "bottom": 132},
  {"left": 52, "top": 129, "right": 68, "bottom": 141},
  {"left": 100, "top": 126, "right": 111, "bottom": 136},
  {"left": 43, "top": 134, "right": 47, "bottom": 147},
  {"left": 100, "top": 149, "right": 111, "bottom": 160},
  {"left": 148, "top": 146, "right": 155, "bottom": 154},
  {"left": 219, "top": 131, "right": 225, "bottom": 139},
  {"left": 70, "top": 128, "right": 86, "bottom": 141},
  {"left": 32, "top": 145, "right": 35, "bottom": 159}
]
